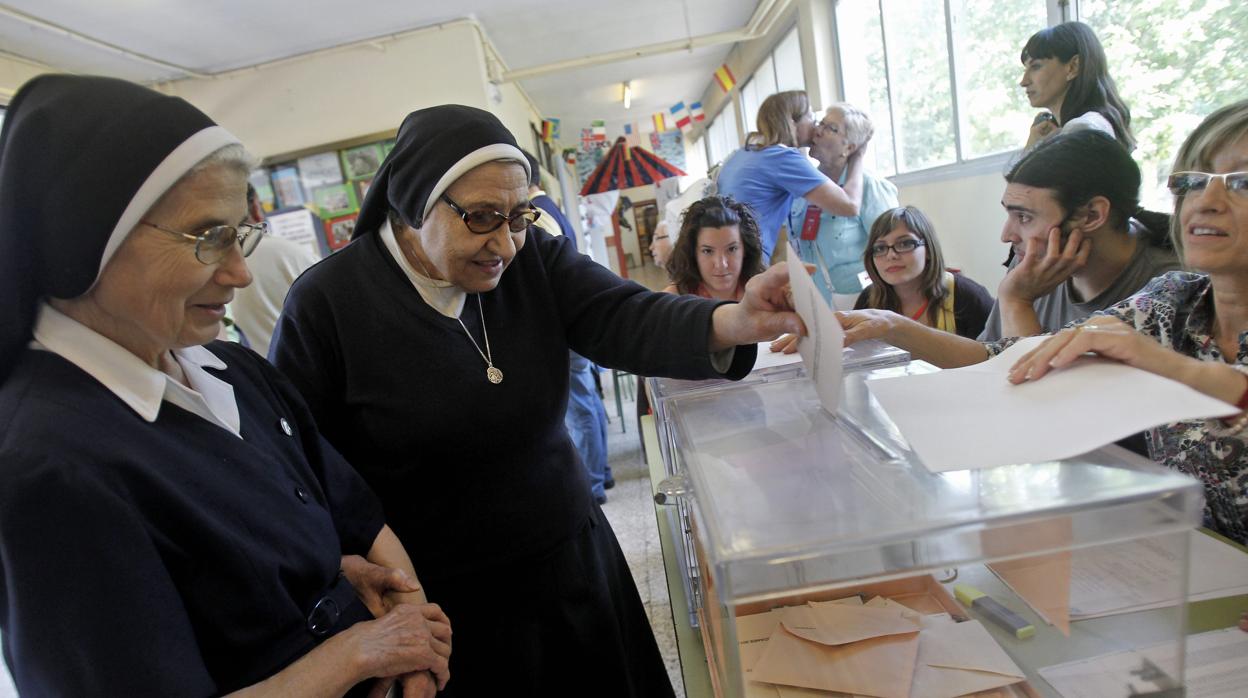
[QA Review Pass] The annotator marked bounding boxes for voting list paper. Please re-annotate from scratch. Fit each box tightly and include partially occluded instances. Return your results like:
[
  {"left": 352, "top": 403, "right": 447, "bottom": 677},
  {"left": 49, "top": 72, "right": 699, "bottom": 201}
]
[
  {"left": 1069, "top": 530, "right": 1248, "bottom": 619},
  {"left": 867, "top": 335, "right": 1237, "bottom": 472},
  {"left": 1039, "top": 627, "right": 1248, "bottom": 698},
  {"left": 786, "top": 246, "right": 845, "bottom": 413}
]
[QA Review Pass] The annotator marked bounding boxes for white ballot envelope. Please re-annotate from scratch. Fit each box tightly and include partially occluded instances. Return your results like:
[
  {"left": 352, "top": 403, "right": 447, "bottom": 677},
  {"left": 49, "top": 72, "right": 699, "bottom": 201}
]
[
  {"left": 786, "top": 245, "right": 845, "bottom": 414},
  {"left": 867, "top": 335, "right": 1237, "bottom": 471}
]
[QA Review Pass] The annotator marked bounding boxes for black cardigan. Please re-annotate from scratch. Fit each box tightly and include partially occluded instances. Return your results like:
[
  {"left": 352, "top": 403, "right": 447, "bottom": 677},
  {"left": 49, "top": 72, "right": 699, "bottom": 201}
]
[{"left": 271, "top": 228, "right": 754, "bottom": 582}]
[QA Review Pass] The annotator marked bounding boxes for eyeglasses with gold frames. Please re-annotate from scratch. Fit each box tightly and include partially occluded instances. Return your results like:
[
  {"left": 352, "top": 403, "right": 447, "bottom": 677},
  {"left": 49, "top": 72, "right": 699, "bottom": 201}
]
[{"left": 140, "top": 219, "right": 268, "bottom": 265}]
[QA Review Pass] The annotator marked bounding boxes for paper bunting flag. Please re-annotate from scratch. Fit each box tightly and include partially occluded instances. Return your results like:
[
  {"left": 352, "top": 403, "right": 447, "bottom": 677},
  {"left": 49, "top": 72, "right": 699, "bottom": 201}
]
[{"left": 714, "top": 64, "right": 736, "bottom": 93}]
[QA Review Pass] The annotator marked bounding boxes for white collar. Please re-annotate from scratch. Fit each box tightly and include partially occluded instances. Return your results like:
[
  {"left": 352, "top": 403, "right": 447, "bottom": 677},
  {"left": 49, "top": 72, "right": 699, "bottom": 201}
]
[
  {"left": 379, "top": 217, "right": 467, "bottom": 318},
  {"left": 30, "top": 303, "right": 242, "bottom": 437}
]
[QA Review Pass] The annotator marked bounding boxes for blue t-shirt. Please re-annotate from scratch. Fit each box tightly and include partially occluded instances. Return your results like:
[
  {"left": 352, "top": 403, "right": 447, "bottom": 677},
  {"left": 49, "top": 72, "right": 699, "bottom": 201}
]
[{"left": 716, "top": 145, "right": 828, "bottom": 263}]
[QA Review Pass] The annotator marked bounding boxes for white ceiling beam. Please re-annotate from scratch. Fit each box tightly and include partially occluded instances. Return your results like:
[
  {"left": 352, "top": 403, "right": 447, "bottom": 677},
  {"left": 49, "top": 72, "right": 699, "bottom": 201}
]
[
  {"left": 499, "top": 0, "right": 789, "bottom": 83},
  {"left": 0, "top": 5, "right": 211, "bottom": 79}
]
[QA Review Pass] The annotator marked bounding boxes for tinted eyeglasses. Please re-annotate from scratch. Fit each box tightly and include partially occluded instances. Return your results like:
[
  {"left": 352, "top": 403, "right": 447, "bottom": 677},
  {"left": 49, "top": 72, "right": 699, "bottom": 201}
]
[
  {"left": 140, "top": 219, "right": 267, "bottom": 264},
  {"left": 441, "top": 194, "right": 541, "bottom": 234},
  {"left": 1168, "top": 171, "right": 1248, "bottom": 198},
  {"left": 870, "top": 238, "right": 925, "bottom": 257}
]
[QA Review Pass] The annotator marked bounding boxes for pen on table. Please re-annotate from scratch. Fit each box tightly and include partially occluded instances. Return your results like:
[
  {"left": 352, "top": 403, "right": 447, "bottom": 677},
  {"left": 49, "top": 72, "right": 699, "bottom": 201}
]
[{"left": 954, "top": 584, "right": 1035, "bottom": 640}]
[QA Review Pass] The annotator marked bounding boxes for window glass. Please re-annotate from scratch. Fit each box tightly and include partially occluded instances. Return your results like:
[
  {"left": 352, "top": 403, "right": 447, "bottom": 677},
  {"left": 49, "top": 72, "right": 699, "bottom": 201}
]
[
  {"left": 1078, "top": 0, "right": 1248, "bottom": 209},
  {"left": 774, "top": 28, "right": 806, "bottom": 93},
  {"left": 951, "top": 0, "right": 1048, "bottom": 158},
  {"left": 740, "top": 77, "right": 760, "bottom": 135},
  {"left": 835, "top": 0, "right": 897, "bottom": 176},
  {"left": 880, "top": 0, "right": 956, "bottom": 172},
  {"left": 754, "top": 55, "right": 779, "bottom": 107},
  {"left": 707, "top": 110, "right": 737, "bottom": 167}
]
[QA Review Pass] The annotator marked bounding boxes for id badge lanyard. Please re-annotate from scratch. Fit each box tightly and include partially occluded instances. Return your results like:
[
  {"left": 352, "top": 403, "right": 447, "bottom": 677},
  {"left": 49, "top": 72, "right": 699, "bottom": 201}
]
[{"left": 799, "top": 204, "right": 835, "bottom": 290}]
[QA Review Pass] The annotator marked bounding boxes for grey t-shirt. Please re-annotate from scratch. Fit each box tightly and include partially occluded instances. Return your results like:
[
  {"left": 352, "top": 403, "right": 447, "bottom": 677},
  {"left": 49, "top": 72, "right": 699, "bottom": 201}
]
[{"left": 978, "top": 237, "right": 1181, "bottom": 342}]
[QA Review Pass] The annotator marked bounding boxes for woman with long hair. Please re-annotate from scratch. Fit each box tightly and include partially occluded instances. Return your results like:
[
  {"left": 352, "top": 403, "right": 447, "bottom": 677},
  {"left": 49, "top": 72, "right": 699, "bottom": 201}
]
[
  {"left": 716, "top": 90, "right": 866, "bottom": 263},
  {"left": 855, "top": 206, "right": 993, "bottom": 339},
  {"left": 664, "top": 196, "right": 766, "bottom": 300},
  {"left": 1021, "top": 21, "right": 1135, "bottom": 151}
]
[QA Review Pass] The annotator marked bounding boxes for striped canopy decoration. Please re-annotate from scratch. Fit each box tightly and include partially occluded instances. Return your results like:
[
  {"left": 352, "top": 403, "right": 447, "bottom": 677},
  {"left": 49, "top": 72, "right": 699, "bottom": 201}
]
[{"left": 579, "top": 137, "right": 687, "bottom": 195}]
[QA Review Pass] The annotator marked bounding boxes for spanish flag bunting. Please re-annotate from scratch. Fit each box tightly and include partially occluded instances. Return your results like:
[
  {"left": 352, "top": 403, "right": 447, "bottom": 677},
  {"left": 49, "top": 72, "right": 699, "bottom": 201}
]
[
  {"left": 714, "top": 64, "right": 736, "bottom": 93},
  {"left": 652, "top": 112, "right": 667, "bottom": 133},
  {"left": 540, "top": 118, "right": 561, "bottom": 143}
]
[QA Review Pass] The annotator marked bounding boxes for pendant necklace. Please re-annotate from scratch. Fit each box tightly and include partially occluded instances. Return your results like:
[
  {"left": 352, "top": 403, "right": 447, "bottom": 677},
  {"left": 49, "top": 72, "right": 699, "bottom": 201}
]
[
  {"left": 458, "top": 294, "right": 503, "bottom": 384},
  {"left": 405, "top": 233, "right": 503, "bottom": 385}
]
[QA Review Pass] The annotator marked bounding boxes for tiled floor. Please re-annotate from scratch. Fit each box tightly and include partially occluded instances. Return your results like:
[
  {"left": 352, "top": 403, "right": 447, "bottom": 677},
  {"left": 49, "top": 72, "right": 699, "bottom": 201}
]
[{"left": 598, "top": 376, "right": 687, "bottom": 698}]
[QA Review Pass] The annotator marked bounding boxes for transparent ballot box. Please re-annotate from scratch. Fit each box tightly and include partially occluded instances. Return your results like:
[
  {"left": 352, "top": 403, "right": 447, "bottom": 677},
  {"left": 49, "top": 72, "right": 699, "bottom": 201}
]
[
  {"left": 648, "top": 339, "right": 909, "bottom": 629},
  {"left": 649, "top": 339, "right": 910, "bottom": 479},
  {"left": 660, "top": 362, "right": 1204, "bottom": 698}
]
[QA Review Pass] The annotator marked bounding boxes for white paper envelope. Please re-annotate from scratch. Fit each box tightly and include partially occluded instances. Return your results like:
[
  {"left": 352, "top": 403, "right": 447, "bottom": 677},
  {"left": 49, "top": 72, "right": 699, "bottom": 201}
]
[
  {"left": 782, "top": 602, "right": 922, "bottom": 646},
  {"left": 751, "top": 624, "right": 920, "bottom": 698},
  {"left": 910, "top": 620, "right": 1025, "bottom": 698}
]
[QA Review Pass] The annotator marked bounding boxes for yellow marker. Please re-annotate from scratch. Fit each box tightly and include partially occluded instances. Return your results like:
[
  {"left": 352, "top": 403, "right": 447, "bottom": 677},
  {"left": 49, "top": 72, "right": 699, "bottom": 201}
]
[{"left": 954, "top": 584, "right": 1035, "bottom": 640}]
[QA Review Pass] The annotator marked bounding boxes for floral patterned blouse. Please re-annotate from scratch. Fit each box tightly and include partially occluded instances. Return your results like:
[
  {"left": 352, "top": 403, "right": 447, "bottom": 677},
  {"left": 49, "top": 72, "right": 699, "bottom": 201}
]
[{"left": 990, "top": 271, "right": 1247, "bottom": 544}]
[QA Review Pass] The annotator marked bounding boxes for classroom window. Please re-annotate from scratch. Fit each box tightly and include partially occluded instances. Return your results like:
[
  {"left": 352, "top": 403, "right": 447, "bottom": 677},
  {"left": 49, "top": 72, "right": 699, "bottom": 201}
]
[
  {"left": 739, "top": 27, "right": 805, "bottom": 136},
  {"left": 1076, "top": 0, "right": 1248, "bottom": 209},
  {"left": 773, "top": 28, "right": 806, "bottom": 93},
  {"left": 838, "top": 0, "right": 1044, "bottom": 176},
  {"left": 705, "top": 108, "right": 738, "bottom": 168},
  {"left": 952, "top": 0, "right": 1049, "bottom": 159}
]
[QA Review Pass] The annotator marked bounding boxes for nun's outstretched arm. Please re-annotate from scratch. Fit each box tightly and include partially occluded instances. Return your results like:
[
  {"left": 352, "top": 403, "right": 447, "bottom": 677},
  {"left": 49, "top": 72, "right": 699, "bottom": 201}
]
[{"left": 708, "top": 263, "right": 806, "bottom": 353}]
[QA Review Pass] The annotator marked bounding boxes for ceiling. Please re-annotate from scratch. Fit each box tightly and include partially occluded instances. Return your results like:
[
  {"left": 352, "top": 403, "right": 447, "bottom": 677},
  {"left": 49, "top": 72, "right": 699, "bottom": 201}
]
[{"left": 0, "top": 0, "right": 760, "bottom": 129}]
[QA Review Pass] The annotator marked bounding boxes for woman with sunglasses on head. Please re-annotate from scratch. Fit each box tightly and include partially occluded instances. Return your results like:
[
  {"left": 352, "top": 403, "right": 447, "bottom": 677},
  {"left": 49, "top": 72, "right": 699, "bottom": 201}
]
[
  {"left": 1020, "top": 21, "right": 1135, "bottom": 151},
  {"left": 790, "top": 103, "right": 898, "bottom": 310},
  {"left": 1009, "top": 100, "right": 1248, "bottom": 545},
  {"left": 270, "top": 105, "right": 806, "bottom": 696},
  {"left": 716, "top": 90, "right": 866, "bottom": 263},
  {"left": 854, "top": 207, "right": 993, "bottom": 339},
  {"left": 0, "top": 75, "right": 453, "bottom": 697}
]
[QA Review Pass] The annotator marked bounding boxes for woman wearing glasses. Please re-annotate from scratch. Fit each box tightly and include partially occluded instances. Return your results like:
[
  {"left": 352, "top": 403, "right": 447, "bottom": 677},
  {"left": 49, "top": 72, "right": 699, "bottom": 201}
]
[
  {"left": 1008, "top": 100, "right": 1248, "bottom": 546},
  {"left": 716, "top": 90, "right": 865, "bottom": 263},
  {"left": 269, "top": 105, "right": 805, "bottom": 696},
  {"left": 854, "top": 206, "right": 994, "bottom": 340},
  {"left": 789, "top": 103, "right": 898, "bottom": 310},
  {"left": 0, "top": 76, "right": 452, "bottom": 696}
]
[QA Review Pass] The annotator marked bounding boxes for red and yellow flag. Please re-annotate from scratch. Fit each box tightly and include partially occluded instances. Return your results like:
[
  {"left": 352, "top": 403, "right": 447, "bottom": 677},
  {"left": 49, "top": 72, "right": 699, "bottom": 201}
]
[{"left": 714, "top": 64, "right": 736, "bottom": 93}]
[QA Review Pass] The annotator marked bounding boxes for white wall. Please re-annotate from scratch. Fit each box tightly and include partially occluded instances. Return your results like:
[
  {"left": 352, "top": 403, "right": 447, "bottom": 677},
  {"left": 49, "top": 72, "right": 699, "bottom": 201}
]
[
  {"left": 153, "top": 21, "right": 541, "bottom": 161},
  {"left": 896, "top": 172, "right": 1010, "bottom": 293},
  {"left": 0, "top": 54, "right": 55, "bottom": 102}
]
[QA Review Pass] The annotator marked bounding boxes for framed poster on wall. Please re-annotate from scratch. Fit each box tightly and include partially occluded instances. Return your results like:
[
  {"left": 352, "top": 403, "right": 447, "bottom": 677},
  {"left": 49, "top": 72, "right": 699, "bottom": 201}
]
[
  {"left": 270, "top": 166, "right": 305, "bottom": 209},
  {"left": 312, "top": 183, "right": 358, "bottom": 218},
  {"left": 340, "top": 143, "right": 384, "bottom": 180},
  {"left": 296, "top": 151, "right": 343, "bottom": 189},
  {"left": 324, "top": 213, "right": 358, "bottom": 252}
]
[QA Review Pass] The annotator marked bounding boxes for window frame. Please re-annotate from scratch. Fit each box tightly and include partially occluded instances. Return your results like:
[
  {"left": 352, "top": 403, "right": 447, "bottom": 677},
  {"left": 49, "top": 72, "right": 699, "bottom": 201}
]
[
  {"left": 701, "top": 23, "right": 806, "bottom": 169},
  {"left": 831, "top": 0, "right": 1070, "bottom": 186},
  {"left": 738, "top": 25, "right": 806, "bottom": 139}
]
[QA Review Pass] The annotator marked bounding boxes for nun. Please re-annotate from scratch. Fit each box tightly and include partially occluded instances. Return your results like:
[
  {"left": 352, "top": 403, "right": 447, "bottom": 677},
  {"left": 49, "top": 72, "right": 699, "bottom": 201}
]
[
  {"left": 269, "top": 105, "right": 805, "bottom": 696},
  {"left": 0, "top": 75, "right": 451, "bottom": 697}
]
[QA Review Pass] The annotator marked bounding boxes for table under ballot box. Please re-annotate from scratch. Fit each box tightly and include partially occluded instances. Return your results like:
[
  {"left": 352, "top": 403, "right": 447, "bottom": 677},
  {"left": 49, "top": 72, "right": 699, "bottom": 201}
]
[{"left": 655, "top": 360, "right": 1205, "bottom": 698}]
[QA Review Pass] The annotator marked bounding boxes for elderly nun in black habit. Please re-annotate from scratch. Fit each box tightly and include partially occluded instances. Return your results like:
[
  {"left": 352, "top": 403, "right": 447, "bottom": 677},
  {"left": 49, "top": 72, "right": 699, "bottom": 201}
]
[
  {"left": 269, "top": 105, "right": 807, "bottom": 696},
  {"left": 0, "top": 75, "right": 453, "bottom": 697}
]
